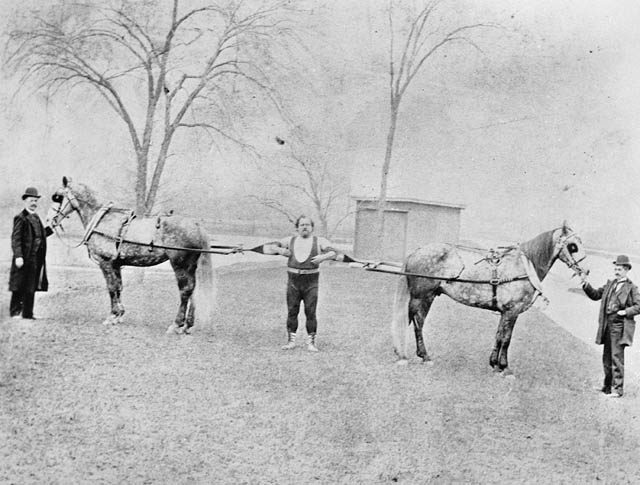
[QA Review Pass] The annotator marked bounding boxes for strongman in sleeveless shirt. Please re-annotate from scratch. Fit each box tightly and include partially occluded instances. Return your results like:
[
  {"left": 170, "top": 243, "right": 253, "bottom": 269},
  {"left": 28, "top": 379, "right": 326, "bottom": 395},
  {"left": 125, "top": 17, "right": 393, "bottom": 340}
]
[{"left": 265, "top": 216, "right": 336, "bottom": 351}]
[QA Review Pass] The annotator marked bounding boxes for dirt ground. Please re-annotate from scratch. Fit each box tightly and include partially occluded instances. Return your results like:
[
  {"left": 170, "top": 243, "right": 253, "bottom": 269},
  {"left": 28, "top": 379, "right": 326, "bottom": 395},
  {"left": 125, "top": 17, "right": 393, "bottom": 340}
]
[{"left": 1, "top": 263, "right": 640, "bottom": 484}]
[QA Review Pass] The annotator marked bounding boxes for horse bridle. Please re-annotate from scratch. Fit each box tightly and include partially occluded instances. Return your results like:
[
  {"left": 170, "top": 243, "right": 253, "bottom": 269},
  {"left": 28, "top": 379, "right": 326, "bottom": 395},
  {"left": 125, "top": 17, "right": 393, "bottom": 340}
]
[
  {"left": 50, "top": 187, "right": 80, "bottom": 229},
  {"left": 555, "top": 230, "right": 587, "bottom": 276}
]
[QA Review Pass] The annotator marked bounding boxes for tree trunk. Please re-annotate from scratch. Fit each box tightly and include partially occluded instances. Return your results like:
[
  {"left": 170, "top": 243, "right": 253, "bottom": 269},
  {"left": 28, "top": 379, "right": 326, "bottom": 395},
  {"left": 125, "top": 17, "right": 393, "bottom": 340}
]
[
  {"left": 312, "top": 196, "right": 330, "bottom": 237},
  {"left": 318, "top": 215, "right": 329, "bottom": 238},
  {"left": 144, "top": 134, "right": 174, "bottom": 215},
  {"left": 375, "top": 103, "right": 399, "bottom": 258},
  {"left": 136, "top": 151, "right": 148, "bottom": 215}
]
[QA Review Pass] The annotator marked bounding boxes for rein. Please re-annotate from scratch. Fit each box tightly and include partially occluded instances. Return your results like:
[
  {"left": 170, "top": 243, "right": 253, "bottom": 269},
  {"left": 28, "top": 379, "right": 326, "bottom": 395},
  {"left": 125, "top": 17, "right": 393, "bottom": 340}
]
[
  {"left": 360, "top": 264, "right": 529, "bottom": 285},
  {"left": 345, "top": 254, "right": 528, "bottom": 285},
  {"left": 89, "top": 229, "right": 242, "bottom": 255}
]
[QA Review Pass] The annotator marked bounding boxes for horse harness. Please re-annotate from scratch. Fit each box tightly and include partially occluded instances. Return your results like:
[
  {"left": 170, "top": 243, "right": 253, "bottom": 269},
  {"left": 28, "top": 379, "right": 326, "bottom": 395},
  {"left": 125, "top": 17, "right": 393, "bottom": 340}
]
[
  {"left": 362, "top": 246, "right": 537, "bottom": 312},
  {"left": 474, "top": 247, "right": 525, "bottom": 311},
  {"left": 76, "top": 204, "right": 137, "bottom": 259},
  {"left": 51, "top": 192, "right": 242, "bottom": 255},
  {"left": 87, "top": 206, "right": 189, "bottom": 258}
]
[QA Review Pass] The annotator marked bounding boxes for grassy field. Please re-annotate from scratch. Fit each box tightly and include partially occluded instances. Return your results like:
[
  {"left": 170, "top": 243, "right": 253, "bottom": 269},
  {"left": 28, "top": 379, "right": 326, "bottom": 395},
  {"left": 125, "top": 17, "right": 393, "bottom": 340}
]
[{"left": 1, "top": 263, "right": 640, "bottom": 484}]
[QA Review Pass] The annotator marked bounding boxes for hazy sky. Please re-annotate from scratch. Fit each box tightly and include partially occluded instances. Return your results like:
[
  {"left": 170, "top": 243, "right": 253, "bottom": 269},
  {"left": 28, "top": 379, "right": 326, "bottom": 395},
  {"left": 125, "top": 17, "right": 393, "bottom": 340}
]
[
  {"left": 341, "top": 0, "right": 640, "bottom": 249},
  {"left": 1, "top": 0, "right": 639, "bottom": 251}
]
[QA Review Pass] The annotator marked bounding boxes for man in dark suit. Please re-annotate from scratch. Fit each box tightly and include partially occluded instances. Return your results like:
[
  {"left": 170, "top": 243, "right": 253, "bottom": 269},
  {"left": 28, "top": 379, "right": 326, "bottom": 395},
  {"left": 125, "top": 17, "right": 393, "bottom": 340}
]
[
  {"left": 8, "top": 187, "right": 53, "bottom": 320},
  {"left": 581, "top": 255, "right": 640, "bottom": 398}
]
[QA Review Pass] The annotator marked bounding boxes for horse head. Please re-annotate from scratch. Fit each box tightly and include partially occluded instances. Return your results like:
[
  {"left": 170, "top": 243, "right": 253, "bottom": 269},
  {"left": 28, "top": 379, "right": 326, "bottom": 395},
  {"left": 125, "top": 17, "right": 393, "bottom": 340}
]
[
  {"left": 554, "top": 221, "right": 588, "bottom": 277},
  {"left": 50, "top": 176, "right": 97, "bottom": 227}
]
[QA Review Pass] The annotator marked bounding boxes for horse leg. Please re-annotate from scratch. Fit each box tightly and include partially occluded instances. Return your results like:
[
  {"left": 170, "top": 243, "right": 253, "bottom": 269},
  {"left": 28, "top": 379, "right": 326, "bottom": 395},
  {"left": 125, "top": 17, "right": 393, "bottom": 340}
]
[
  {"left": 409, "top": 293, "right": 436, "bottom": 363},
  {"left": 98, "top": 260, "right": 124, "bottom": 325},
  {"left": 185, "top": 298, "right": 195, "bottom": 332},
  {"left": 490, "top": 313, "right": 518, "bottom": 374},
  {"left": 167, "top": 259, "right": 196, "bottom": 335},
  {"left": 498, "top": 314, "right": 519, "bottom": 375}
]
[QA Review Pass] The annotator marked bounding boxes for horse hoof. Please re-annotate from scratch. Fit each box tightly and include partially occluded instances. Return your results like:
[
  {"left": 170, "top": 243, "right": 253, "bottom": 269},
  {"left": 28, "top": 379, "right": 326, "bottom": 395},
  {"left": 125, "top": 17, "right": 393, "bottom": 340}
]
[
  {"left": 115, "top": 316, "right": 124, "bottom": 325},
  {"left": 422, "top": 359, "right": 434, "bottom": 366},
  {"left": 166, "top": 324, "right": 184, "bottom": 335},
  {"left": 396, "top": 359, "right": 409, "bottom": 366},
  {"left": 102, "top": 316, "right": 116, "bottom": 326}
]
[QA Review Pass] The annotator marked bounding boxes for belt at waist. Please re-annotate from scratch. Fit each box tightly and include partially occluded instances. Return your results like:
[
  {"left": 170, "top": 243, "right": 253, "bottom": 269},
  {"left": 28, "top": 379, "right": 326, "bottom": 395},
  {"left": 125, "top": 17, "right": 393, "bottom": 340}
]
[{"left": 287, "top": 268, "right": 319, "bottom": 275}]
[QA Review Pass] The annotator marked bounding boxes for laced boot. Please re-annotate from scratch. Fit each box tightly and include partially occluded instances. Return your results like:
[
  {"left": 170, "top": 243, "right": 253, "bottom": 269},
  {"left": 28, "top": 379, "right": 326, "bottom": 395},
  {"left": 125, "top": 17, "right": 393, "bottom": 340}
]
[
  {"left": 281, "top": 332, "right": 297, "bottom": 350},
  {"left": 306, "top": 333, "right": 319, "bottom": 352}
]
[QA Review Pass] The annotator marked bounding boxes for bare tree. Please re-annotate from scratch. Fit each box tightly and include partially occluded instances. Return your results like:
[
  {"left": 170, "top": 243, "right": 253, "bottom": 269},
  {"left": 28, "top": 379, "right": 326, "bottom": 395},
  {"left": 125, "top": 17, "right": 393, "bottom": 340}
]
[
  {"left": 4, "top": 0, "right": 297, "bottom": 214},
  {"left": 252, "top": 143, "right": 352, "bottom": 238},
  {"left": 374, "top": 0, "right": 494, "bottom": 256}
]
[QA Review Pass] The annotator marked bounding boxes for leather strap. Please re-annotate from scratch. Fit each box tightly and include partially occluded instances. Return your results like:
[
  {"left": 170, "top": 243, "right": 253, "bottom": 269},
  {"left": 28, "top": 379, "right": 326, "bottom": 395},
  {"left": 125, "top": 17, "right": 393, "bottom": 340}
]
[{"left": 287, "top": 268, "right": 319, "bottom": 275}]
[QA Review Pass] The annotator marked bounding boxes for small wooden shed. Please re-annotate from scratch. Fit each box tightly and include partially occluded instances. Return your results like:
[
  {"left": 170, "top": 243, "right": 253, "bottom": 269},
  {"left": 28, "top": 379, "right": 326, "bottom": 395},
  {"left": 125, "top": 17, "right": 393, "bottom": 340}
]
[{"left": 353, "top": 196, "right": 465, "bottom": 261}]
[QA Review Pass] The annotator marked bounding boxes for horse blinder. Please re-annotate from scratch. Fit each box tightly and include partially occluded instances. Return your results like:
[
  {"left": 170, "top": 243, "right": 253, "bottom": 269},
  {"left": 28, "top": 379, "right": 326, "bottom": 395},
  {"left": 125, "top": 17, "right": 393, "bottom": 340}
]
[{"left": 560, "top": 235, "right": 587, "bottom": 276}]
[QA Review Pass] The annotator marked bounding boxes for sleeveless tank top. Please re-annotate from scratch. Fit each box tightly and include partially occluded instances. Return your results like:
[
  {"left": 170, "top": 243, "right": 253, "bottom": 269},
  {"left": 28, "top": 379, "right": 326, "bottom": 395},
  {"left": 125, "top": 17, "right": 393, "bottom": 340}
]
[{"left": 287, "top": 236, "right": 319, "bottom": 270}]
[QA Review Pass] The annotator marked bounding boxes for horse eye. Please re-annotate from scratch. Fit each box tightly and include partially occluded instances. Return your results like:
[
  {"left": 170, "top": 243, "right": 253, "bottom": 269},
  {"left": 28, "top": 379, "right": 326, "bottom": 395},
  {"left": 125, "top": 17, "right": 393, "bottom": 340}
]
[
  {"left": 52, "top": 193, "right": 63, "bottom": 203},
  {"left": 567, "top": 242, "right": 578, "bottom": 254}
]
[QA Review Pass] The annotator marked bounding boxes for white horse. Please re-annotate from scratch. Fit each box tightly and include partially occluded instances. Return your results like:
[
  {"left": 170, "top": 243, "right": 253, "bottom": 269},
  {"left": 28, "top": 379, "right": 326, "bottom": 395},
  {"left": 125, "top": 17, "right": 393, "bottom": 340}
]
[
  {"left": 50, "top": 176, "right": 215, "bottom": 334},
  {"left": 391, "top": 222, "right": 587, "bottom": 374}
]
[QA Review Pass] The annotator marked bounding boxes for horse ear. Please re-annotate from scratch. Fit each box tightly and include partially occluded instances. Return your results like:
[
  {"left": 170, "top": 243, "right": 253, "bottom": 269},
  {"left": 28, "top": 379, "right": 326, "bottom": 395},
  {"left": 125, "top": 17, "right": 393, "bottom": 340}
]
[
  {"left": 562, "top": 220, "right": 570, "bottom": 233},
  {"left": 62, "top": 176, "right": 68, "bottom": 187}
]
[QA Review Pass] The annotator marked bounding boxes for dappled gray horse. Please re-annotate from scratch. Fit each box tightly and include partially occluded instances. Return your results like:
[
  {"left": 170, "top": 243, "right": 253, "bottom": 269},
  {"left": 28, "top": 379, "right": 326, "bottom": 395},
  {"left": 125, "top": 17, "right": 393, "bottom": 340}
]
[
  {"left": 391, "top": 222, "right": 587, "bottom": 374},
  {"left": 50, "top": 177, "right": 215, "bottom": 334}
]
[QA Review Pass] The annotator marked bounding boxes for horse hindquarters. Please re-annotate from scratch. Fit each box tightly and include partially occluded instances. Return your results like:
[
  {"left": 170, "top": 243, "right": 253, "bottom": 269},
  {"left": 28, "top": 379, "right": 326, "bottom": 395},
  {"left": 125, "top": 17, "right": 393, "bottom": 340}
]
[
  {"left": 409, "top": 290, "right": 436, "bottom": 363},
  {"left": 167, "top": 237, "right": 216, "bottom": 334},
  {"left": 168, "top": 252, "right": 200, "bottom": 332},
  {"left": 391, "top": 275, "right": 437, "bottom": 363}
]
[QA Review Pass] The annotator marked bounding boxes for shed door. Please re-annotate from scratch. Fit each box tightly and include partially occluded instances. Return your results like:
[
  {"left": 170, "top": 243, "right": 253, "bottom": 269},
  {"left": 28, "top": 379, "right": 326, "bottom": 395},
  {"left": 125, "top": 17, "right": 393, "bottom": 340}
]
[{"left": 355, "top": 209, "right": 408, "bottom": 261}]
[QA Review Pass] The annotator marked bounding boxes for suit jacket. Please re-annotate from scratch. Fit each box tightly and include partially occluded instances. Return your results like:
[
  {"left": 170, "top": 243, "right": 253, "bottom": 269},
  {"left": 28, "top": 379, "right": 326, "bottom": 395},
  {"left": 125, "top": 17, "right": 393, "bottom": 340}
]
[
  {"left": 583, "top": 278, "right": 640, "bottom": 346},
  {"left": 8, "top": 209, "right": 53, "bottom": 292}
]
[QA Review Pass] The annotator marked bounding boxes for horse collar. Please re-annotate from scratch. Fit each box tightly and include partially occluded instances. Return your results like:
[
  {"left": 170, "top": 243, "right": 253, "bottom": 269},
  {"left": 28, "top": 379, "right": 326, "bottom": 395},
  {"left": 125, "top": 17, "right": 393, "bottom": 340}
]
[{"left": 80, "top": 203, "right": 114, "bottom": 246}]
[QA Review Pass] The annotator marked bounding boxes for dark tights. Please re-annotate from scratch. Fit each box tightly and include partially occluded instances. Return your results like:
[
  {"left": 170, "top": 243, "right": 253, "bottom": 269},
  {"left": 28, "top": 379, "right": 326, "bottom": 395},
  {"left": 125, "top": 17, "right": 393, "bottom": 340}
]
[{"left": 286, "top": 273, "right": 319, "bottom": 334}]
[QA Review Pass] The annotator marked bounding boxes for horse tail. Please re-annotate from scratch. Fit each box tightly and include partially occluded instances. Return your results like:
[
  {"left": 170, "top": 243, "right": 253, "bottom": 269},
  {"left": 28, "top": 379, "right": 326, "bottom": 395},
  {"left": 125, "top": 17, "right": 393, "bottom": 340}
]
[
  {"left": 194, "top": 233, "right": 217, "bottom": 327},
  {"left": 391, "top": 273, "right": 411, "bottom": 363}
]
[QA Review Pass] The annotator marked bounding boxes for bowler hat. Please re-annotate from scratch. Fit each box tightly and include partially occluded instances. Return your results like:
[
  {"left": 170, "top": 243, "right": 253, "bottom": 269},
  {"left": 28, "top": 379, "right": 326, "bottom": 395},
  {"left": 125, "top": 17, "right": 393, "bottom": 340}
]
[
  {"left": 613, "top": 255, "right": 632, "bottom": 269},
  {"left": 21, "top": 187, "right": 41, "bottom": 200}
]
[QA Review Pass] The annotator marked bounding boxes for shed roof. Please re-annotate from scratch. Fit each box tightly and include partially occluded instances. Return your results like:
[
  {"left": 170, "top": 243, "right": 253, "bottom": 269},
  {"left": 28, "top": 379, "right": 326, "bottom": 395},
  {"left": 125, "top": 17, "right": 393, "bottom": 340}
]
[{"left": 352, "top": 196, "right": 466, "bottom": 210}]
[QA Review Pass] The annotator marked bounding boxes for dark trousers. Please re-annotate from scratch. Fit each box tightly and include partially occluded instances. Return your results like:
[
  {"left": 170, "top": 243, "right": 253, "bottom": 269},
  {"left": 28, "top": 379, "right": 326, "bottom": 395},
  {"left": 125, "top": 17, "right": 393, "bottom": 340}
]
[
  {"left": 286, "top": 273, "right": 319, "bottom": 335},
  {"left": 10, "top": 255, "right": 43, "bottom": 319},
  {"left": 602, "top": 316, "right": 625, "bottom": 394},
  {"left": 10, "top": 289, "right": 35, "bottom": 318}
]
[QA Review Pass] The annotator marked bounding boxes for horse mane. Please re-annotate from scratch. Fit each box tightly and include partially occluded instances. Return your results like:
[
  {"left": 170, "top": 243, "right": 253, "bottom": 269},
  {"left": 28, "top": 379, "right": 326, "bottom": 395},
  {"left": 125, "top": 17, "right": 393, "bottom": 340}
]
[
  {"left": 519, "top": 229, "right": 557, "bottom": 280},
  {"left": 70, "top": 182, "right": 102, "bottom": 226},
  {"left": 75, "top": 183, "right": 100, "bottom": 208}
]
